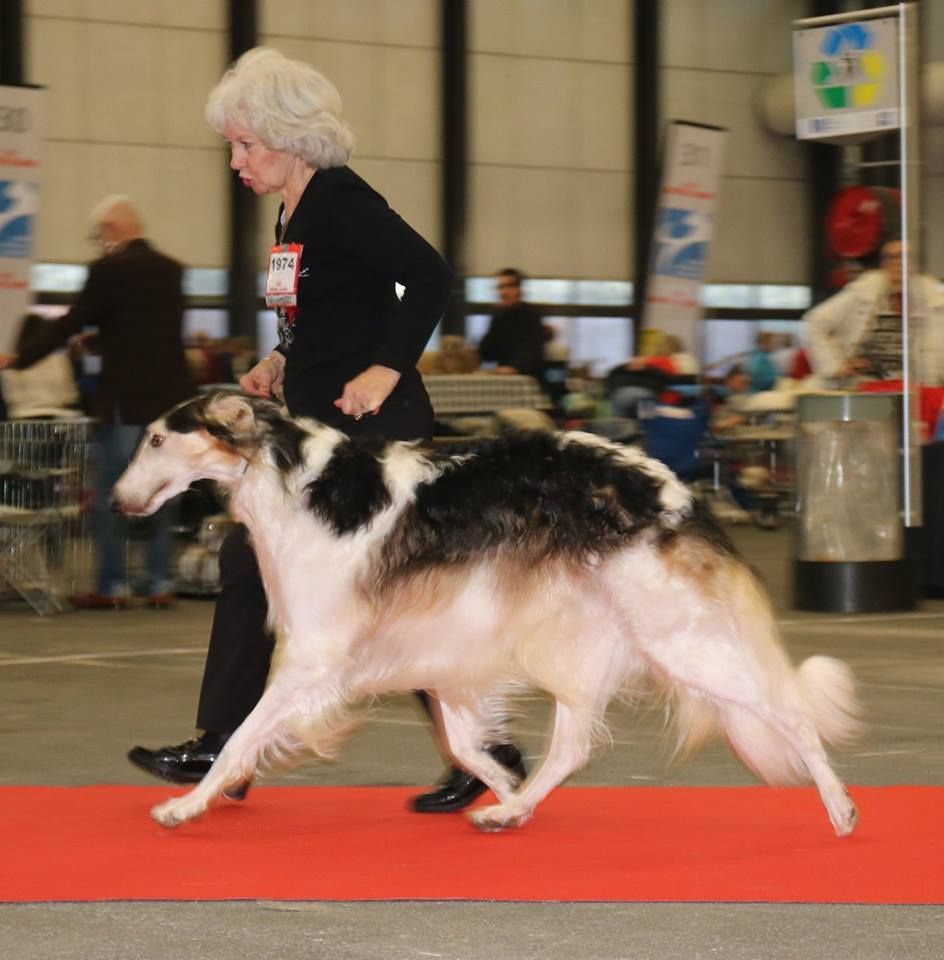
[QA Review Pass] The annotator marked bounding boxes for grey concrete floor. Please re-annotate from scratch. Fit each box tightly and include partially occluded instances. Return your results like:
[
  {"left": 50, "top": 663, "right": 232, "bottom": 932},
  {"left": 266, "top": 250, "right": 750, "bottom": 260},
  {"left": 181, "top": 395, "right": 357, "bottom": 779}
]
[{"left": 1, "top": 524, "right": 942, "bottom": 959}]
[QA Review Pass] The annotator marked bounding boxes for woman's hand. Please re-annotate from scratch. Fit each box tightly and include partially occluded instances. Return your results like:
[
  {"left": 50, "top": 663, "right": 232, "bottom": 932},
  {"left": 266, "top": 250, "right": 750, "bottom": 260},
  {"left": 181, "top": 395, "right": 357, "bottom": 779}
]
[
  {"left": 240, "top": 354, "right": 284, "bottom": 398},
  {"left": 334, "top": 364, "right": 401, "bottom": 419}
]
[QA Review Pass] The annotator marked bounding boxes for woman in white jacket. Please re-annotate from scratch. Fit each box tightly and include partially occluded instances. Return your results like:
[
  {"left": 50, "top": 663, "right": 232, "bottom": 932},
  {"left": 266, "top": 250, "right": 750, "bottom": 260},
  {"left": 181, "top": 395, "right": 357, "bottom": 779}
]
[{"left": 804, "top": 241, "right": 944, "bottom": 385}]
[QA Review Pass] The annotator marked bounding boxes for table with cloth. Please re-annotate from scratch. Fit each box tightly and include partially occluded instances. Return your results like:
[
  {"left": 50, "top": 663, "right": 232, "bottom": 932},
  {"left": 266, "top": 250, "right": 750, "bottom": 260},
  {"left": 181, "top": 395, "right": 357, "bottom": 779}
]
[{"left": 421, "top": 373, "right": 551, "bottom": 417}]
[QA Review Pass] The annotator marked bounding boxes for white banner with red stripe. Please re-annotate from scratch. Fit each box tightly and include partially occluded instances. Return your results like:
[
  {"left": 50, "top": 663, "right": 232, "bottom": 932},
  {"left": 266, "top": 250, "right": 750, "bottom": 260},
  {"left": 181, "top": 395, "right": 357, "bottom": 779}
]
[
  {"left": 0, "top": 86, "right": 43, "bottom": 352},
  {"left": 642, "top": 121, "right": 726, "bottom": 355}
]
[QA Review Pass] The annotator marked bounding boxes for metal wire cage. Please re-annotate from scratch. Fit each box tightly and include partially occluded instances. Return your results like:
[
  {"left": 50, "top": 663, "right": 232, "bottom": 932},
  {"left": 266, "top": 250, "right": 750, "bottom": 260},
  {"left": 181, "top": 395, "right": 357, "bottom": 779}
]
[{"left": 0, "top": 419, "right": 95, "bottom": 613}]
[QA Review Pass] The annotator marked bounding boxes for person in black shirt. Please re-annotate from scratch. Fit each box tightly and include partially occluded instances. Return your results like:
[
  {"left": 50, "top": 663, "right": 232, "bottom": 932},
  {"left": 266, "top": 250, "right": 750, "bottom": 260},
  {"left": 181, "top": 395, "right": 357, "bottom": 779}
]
[
  {"left": 478, "top": 268, "right": 549, "bottom": 382},
  {"left": 127, "top": 48, "right": 525, "bottom": 811}
]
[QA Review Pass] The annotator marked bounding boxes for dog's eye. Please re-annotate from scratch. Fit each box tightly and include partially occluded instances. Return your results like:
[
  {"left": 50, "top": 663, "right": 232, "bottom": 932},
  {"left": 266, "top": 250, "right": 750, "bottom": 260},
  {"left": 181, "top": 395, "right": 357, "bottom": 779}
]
[{"left": 149, "top": 434, "right": 164, "bottom": 448}]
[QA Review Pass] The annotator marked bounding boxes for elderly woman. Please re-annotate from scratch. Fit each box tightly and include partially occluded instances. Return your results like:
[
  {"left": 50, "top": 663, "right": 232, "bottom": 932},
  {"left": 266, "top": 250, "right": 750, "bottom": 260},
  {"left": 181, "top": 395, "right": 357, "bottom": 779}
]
[{"left": 128, "top": 48, "right": 525, "bottom": 811}]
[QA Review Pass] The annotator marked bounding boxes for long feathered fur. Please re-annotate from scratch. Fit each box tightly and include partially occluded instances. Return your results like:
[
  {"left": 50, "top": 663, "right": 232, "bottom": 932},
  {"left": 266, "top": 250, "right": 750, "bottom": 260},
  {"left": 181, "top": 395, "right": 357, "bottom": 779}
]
[{"left": 113, "top": 392, "right": 862, "bottom": 836}]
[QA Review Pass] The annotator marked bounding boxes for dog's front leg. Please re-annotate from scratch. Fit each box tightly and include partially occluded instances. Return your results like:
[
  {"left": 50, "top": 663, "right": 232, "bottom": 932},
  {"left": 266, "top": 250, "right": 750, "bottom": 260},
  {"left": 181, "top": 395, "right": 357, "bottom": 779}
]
[{"left": 151, "top": 672, "right": 314, "bottom": 828}]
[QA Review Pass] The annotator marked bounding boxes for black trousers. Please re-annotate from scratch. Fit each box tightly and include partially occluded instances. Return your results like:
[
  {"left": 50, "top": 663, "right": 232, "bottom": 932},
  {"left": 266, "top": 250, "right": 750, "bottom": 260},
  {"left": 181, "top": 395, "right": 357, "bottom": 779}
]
[
  {"left": 196, "top": 523, "right": 272, "bottom": 732},
  {"left": 196, "top": 381, "right": 435, "bottom": 734}
]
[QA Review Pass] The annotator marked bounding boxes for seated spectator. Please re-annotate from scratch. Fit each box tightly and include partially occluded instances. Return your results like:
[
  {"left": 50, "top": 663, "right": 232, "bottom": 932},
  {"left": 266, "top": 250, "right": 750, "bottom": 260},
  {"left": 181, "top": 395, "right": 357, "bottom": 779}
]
[
  {"left": 606, "top": 329, "right": 693, "bottom": 417},
  {"left": 746, "top": 331, "right": 783, "bottom": 393},
  {"left": 478, "top": 268, "right": 549, "bottom": 382},
  {"left": 710, "top": 365, "right": 753, "bottom": 433}
]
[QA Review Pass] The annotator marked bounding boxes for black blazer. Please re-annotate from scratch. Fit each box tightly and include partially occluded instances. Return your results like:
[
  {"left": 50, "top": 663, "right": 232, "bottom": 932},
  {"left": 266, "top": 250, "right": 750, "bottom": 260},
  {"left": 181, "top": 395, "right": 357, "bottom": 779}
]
[
  {"left": 274, "top": 166, "right": 453, "bottom": 424},
  {"left": 16, "top": 239, "right": 196, "bottom": 424}
]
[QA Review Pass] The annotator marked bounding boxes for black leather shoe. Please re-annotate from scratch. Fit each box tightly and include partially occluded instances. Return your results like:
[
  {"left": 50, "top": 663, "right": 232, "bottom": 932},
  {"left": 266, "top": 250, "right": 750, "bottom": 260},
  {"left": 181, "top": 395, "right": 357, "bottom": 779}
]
[
  {"left": 410, "top": 743, "right": 527, "bottom": 813},
  {"left": 127, "top": 731, "right": 229, "bottom": 785}
]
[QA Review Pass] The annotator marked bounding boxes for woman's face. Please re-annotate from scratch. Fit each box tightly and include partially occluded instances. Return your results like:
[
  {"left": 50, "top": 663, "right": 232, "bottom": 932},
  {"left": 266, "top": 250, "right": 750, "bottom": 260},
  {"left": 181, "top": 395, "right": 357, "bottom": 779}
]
[{"left": 223, "top": 122, "right": 293, "bottom": 195}]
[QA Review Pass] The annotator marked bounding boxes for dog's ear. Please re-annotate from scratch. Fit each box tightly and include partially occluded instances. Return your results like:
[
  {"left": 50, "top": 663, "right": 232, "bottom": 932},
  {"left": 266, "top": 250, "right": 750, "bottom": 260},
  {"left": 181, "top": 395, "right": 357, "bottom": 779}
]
[{"left": 204, "top": 393, "right": 258, "bottom": 441}]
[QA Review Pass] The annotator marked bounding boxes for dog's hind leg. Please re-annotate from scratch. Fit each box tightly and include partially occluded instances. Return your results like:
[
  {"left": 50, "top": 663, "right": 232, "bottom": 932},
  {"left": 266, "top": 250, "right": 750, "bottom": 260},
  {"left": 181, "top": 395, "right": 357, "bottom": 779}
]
[
  {"left": 150, "top": 671, "right": 327, "bottom": 828},
  {"left": 644, "top": 636, "right": 858, "bottom": 836},
  {"left": 723, "top": 699, "right": 858, "bottom": 837},
  {"left": 468, "top": 699, "right": 597, "bottom": 832},
  {"left": 436, "top": 698, "right": 523, "bottom": 805}
]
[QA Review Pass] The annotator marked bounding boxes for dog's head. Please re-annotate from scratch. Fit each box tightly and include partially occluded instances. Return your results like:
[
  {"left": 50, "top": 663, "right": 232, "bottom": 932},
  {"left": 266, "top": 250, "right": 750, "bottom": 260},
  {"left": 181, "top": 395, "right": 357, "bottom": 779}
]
[{"left": 112, "top": 392, "right": 282, "bottom": 516}]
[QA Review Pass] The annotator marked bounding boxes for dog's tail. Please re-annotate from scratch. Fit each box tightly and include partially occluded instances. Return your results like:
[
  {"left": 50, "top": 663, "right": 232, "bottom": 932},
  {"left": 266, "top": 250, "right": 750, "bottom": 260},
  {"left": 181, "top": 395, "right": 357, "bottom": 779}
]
[{"left": 671, "top": 561, "right": 861, "bottom": 786}]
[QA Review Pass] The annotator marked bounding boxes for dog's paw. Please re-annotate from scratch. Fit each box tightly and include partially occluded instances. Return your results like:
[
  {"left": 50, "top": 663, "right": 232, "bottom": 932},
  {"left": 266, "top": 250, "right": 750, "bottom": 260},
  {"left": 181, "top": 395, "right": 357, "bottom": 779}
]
[
  {"left": 831, "top": 791, "right": 859, "bottom": 837},
  {"left": 151, "top": 796, "right": 204, "bottom": 829},
  {"left": 468, "top": 803, "right": 532, "bottom": 833}
]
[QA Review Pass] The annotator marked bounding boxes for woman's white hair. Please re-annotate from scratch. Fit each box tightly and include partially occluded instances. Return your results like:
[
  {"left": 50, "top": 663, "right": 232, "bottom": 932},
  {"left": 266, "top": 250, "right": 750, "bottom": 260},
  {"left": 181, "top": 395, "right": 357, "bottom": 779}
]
[{"left": 205, "top": 47, "right": 355, "bottom": 169}]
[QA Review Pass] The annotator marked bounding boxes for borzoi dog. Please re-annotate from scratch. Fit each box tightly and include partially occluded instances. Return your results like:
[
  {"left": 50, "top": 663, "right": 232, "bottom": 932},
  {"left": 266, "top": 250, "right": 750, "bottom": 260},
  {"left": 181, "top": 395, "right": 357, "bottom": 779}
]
[{"left": 113, "top": 392, "right": 860, "bottom": 836}]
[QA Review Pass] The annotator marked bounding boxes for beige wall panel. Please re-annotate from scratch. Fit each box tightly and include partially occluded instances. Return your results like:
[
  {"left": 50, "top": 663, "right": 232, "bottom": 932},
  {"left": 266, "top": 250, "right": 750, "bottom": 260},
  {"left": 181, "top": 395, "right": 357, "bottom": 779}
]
[
  {"left": 925, "top": 127, "right": 944, "bottom": 181},
  {"left": 663, "top": 68, "right": 805, "bottom": 180},
  {"left": 471, "top": 54, "right": 629, "bottom": 170},
  {"left": 929, "top": 1, "right": 944, "bottom": 60},
  {"left": 36, "top": 141, "right": 226, "bottom": 267},
  {"left": 83, "top": 22, "right": 163, "bottom": 143},
  {"left": 26, "top": 15, "right": 86, "bottom": 141},
  {"left": 34, "top": 140, "right": 85, "bottom": 264},
  {"left": 153, "top": 0, "right": 225, "bottom": 30},
  {"left": 469, "top": 166, "right": 629, "bottom": 279},
  {"left": 29, "top": 0, "right": 224, "bottom": 29},
  {"left": 148, "top": 148, "right": 229, "bottom": 268},
  {"left": 155, "top": 29, "right": 228, "bottom": 147},
  {"left": 924, "top": 0, "right": 943, "bottom": 280},
  {"left": 662, "top": 0, "right": 804, "bottom": 74},
  {"left": 262, "top": 0, "right": 437, "bottom": 47},
  {"left": 709, "top": 178, "right": 808, "bottom": 284},
  {"left": 568, "top": 169, "right": 632, "bottom": 278},
  {"left": 368, "top": 45, "right": 440, "bottom": 160},
  {"left": 258, "top": 37, "right": 439, "bottom": 161},
  {"left": 471, "top": 0, "right": 631, "bottom": 63},
  {"left": 26, "top": 0, "right": 80, "bottom": 17},
  {"left": 29, "top": 16, "right": 224, "bottom": 147},
  {"left": 926, "top": 174, "right": 944, "bottom": 280}
]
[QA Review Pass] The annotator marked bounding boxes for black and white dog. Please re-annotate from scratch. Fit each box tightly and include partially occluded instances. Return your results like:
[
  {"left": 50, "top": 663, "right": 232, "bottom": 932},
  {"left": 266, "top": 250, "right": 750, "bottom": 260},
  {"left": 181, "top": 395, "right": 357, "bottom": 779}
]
[{"left": 113, "top": 392, "right": 860, "bottom": 835}]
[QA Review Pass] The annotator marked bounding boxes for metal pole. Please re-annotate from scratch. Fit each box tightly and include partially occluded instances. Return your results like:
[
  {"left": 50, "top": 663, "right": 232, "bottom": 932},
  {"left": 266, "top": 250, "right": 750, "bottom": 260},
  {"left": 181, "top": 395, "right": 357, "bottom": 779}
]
[
  {"left": 227, "top": 0, "right": 258, "bottom": 344},
  {"left": 440, "top": 0, "right": 468, "bottom": 337},
  {"left": 898, "top": 0, "right": 922, "bottom": 527},
  {"left": 0, "top": 0, "right": 24, "bottom": 85},
  {"left": 632, "top": 0, "right": 659, "bottom": 342}
]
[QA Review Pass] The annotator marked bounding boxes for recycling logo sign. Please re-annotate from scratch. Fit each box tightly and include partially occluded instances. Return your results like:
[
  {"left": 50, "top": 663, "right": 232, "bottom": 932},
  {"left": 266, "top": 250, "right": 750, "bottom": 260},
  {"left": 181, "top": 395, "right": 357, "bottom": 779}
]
[
  {"left": 794, "top": 17, "right": 899, "bottom": 140},
  {"left": 810, "top": 22, "right": 886, "bottom": 110}
]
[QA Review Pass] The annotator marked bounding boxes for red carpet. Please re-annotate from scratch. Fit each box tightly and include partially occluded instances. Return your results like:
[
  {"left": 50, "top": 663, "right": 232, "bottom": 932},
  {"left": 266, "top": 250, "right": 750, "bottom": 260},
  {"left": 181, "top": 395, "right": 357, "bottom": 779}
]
[{"left": 0, "top": 785, "right": 940, "bottom": 904}]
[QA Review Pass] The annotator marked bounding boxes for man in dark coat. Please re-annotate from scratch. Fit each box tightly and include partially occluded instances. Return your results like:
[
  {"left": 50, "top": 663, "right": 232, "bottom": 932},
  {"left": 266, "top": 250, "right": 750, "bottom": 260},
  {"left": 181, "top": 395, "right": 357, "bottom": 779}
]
[
  {"left": 478, "top": 268, "right": 549, "bottom": 383},
  {"left": 0, "top": 195, "right": 196, "bottom": 608}
]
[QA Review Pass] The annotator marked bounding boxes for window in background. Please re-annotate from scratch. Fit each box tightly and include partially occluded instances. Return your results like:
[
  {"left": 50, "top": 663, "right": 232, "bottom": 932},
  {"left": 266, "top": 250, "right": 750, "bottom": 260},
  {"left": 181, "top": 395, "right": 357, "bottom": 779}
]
[
  {"left": 701, "top": 318, "right": 805, "bottom": 374},
  {"left": 701, "top": 284, "right": 811, "bottom": 310},
  {"left": 31, "top": 263, "right": 87, "bottom": 293},
  {"left": 30, "top": 264, "right": 231, "bottom": 298},
  {"left": 25, "top": 304, "right": 69, "bottom": 321},
  {"left": 183, "top": 269, "right": 228, "bottom": 298},
  {"left": 465, "top": 277, "right": 633, "bottom": 307},
  {"left": 701, "top": 320, "right": 757, "bottom": 372},
  {"left": 465, "top": 314, "right": 491, "bottom": 346},
  {"left": 184, "top": 309, "right": 228, "bottom": 341},
  {"left": 257, "top": 311, "right": 279, "bottom": 358},
  {"left": 558, "top": 316, "right": 632, "bottom": 378}
]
